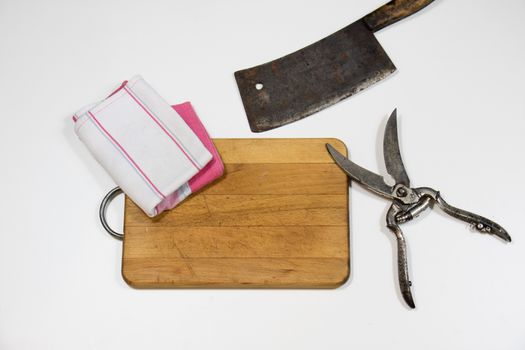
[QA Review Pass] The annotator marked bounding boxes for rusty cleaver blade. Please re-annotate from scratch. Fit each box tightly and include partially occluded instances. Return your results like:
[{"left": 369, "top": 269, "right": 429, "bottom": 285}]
[{"left": 235, "top": 0, "right": 435, "bottom": 132}]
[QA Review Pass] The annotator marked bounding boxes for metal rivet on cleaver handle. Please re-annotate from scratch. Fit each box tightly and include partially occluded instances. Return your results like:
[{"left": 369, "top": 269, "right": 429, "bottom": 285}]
[{"left": 234, "top": 0, "right": 436, "bottom": 132}]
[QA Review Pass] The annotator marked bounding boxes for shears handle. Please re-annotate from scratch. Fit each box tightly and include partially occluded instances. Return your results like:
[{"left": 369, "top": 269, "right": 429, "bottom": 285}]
[
  {"left": 387, "top": 203, "right": 415, "bottom": 308},
  {"left": 435, "top": 193, "right": 511, "bottom": 242}
]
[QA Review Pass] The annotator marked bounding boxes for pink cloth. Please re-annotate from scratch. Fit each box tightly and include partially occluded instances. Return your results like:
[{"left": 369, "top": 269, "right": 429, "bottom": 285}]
[
  {"left": 175, "top": 102, "right": 224, "bottom": 192},
  {"left": 154, "top": 102, "right": 224, "bottom": 213}
]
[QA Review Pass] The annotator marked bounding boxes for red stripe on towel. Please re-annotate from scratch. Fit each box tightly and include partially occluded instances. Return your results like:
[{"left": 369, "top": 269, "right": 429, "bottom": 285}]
[
  {"left": 87, "top": 111, "right": 166, "bottom": 199},
  {"left": 122, "top": 85, "right": 201, "bottom": 170}
]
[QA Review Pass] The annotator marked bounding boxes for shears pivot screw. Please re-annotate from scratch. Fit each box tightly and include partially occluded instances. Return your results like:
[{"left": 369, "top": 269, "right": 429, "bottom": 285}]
[{"left": 396, "top": 187, "right": 407, "bottom": 197}]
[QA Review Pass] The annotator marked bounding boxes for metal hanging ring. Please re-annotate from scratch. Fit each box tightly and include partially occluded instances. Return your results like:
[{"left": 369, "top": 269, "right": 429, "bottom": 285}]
[{"left": 99, "top": 187, "right": 124, "bottom": 240}]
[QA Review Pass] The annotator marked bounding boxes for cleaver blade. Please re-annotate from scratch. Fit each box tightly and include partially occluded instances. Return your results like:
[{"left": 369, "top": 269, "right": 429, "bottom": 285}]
[{"left": 235, "top": 0, "right": 435, "bottom": 132}]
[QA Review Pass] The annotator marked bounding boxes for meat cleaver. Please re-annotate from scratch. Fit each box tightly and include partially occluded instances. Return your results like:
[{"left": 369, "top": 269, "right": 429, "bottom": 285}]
[{"left": 235, "top": 0, "right": 436, "bottom": 132}]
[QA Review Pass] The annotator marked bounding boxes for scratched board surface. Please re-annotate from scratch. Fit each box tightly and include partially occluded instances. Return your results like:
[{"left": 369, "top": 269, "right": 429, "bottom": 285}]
[{"left": 122, "top": 138, "right": 349, "bottom": 288}]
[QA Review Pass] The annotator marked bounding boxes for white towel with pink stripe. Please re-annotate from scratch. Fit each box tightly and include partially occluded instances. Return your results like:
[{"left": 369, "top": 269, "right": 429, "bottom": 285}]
[{"left": 73, "top": 75, "right": 212, "bottom": 217}]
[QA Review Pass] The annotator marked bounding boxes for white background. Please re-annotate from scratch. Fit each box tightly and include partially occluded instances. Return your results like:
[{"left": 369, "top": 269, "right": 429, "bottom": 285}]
[{"left": 1, "top": 0, "right": 524, "bottom": 348}]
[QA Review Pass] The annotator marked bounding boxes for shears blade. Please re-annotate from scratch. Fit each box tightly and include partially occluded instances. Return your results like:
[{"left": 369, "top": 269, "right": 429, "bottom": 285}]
[
  {"left": 326, "top": 143, "right": 393, "bottom": 199},
  {"left": 383, "top": 109, "right": 411, "bottom": 187}
]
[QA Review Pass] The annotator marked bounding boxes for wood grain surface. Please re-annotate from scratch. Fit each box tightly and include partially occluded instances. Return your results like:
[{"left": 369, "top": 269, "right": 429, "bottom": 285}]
[{"left": 122, "top": 138, "right": 350, "bottom": 288}]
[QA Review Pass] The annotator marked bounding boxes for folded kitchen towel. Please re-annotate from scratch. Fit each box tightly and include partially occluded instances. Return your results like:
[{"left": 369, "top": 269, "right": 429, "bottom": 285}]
[{"left": 73, "top": 75, "right": 213, "bottom": 217}]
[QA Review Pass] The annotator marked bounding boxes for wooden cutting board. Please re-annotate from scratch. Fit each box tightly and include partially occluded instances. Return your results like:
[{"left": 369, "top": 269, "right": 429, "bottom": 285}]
[{"left": 122, "top": 138, "right": 349, "bottom": 288}]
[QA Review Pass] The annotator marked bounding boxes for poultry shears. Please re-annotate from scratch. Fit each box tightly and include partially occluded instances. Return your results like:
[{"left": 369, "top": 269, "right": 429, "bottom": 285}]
[{"left": 326, "top": 109, "right": 511, "bottom": 308}]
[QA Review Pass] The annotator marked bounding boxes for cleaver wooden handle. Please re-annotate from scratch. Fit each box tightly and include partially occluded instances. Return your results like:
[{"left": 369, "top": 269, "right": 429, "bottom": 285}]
[{"left": 363, "top": 0, "right": 435, "bottom": 32}]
